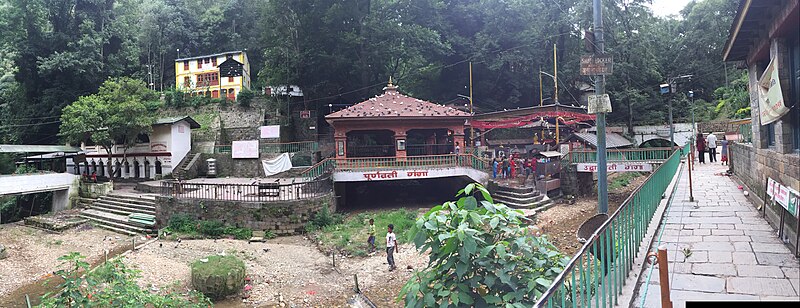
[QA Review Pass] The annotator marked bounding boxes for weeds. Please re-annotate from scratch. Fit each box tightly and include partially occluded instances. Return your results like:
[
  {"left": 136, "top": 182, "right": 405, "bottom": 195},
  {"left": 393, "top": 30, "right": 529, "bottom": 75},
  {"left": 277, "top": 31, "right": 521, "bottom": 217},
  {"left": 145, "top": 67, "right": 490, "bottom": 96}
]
[{"left": 313, "top": 208, "right": 418, "bottom": 256}]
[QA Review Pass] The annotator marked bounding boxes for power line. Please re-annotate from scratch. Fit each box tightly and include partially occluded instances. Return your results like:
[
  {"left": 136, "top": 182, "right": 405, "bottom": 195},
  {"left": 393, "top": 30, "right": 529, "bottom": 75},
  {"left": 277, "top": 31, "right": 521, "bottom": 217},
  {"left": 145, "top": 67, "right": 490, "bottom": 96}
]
[{"left": 0, "top": 120, "right": 61, "bottom": 129}]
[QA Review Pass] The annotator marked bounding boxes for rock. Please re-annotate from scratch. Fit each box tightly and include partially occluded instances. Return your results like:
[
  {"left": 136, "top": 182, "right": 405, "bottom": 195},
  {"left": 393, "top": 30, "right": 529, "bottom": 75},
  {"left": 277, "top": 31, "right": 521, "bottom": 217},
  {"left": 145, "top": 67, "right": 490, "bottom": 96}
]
[
  {"left": 0, "top": 244, "right": 7, "bottom": 260},
  {"left": 191, "top": 255, "right": 246, "bottom": 300}
]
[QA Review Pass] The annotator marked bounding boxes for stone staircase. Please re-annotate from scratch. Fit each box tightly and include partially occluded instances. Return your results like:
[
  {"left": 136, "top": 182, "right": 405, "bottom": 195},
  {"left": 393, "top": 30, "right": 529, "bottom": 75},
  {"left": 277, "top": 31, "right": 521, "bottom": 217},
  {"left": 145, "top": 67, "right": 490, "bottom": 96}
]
[
  {"left": 172, "top": 152, "right": 201, "bottom": 179},
  {"left": 79, "top": 193, "right": 157, "bottom": 236},
  {"left": 492, "top": 185, "right": 552, "bottom": 210}
]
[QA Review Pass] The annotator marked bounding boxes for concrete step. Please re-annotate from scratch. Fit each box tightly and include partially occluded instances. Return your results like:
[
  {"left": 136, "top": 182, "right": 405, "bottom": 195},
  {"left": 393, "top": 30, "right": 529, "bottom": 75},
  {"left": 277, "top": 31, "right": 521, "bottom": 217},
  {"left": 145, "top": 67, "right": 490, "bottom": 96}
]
[
  {"left": 77, "top": 197, "right": 98, "bottom": 208},
  {"left": 100, "top": 194, "right": 156, "bottom": 206},
  {"left": 494, "top": 190, "right": 540, "bottom": 200},
  {"left": 90, "top": 203, "right": 155, "bottom": 216},
  {"left": 496, "top": 198, "right": 551, "bottom": 209},
  {"left": 494, "top": 194, "right": 544, "bottom": 205},
  {"left": 80, "top": 209, "right": 155, "bottom": 235},
  {"left": 93, "top": 199, "right": 155, "bottom": 212},
  {"left": 494, "top": 185, "right": 535, "bottom": 194}
]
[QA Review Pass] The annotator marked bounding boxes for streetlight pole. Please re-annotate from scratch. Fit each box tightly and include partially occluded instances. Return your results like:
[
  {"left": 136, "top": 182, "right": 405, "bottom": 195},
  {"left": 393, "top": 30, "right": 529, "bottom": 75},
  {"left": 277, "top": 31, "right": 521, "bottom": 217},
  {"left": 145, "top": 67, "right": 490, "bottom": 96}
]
[
  {"left": 469, "top": 62, "right": 475, "bottom": 148},
  {"left": 593, "top": 0, "right": 609, "bottom": 214}
]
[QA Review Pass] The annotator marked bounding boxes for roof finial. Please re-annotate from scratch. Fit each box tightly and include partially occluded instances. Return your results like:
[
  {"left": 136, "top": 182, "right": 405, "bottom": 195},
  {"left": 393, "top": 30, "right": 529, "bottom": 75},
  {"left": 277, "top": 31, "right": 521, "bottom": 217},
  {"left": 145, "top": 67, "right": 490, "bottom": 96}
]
[{"left": 384, "top": 76, "right": 398, "bottom": 94}]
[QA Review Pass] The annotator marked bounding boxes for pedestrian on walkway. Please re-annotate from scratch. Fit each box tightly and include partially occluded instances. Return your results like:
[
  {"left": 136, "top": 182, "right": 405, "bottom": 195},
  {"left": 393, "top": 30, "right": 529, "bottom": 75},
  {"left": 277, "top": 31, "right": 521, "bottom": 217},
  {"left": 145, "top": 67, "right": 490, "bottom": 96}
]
[
  {"left": 706, "top": 133, "right": 718, "bottom": 163},
  {"left": 696, "top": 133, "right": 706, "bottom": 164},
  {"left": 501, "top": 156, "right": 509, "bottom": 178},
  {"left": 386, "top": 224, "right": 398, "bottom": 271},
  {"left": 367, "top": 218, "right": 376, "bottom": 253},
  {"left": 720, "top": 135, "right": 729, "bottom": 166},
  {"left": 492, "top": 157, "right": 498, "bottom": 179}
]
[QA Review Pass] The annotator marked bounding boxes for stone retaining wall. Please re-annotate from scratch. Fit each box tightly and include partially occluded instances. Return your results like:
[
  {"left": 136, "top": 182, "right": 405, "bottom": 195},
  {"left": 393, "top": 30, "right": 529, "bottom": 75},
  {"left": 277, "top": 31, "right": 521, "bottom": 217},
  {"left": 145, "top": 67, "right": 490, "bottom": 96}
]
[
  {"left": 155, "top": 192, "right": 336, "bottom": 236},
  {"left": 730, "top": 142, "right": 799, "bottom": 252}
]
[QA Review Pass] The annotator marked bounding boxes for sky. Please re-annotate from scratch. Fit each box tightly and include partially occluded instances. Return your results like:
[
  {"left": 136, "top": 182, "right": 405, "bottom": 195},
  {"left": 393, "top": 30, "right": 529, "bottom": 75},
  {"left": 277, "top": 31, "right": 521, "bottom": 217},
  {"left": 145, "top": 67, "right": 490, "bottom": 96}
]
[{"left": 649, "top": 0, "right": 694, "bottom": 17}]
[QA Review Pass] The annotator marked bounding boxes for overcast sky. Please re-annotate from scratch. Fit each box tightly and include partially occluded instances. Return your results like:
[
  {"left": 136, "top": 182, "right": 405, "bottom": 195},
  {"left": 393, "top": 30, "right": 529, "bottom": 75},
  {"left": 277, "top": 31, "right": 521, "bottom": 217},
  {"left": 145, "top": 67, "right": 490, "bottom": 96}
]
[{"left": 649, "top": 0, "right": 694, "bottom": 17}]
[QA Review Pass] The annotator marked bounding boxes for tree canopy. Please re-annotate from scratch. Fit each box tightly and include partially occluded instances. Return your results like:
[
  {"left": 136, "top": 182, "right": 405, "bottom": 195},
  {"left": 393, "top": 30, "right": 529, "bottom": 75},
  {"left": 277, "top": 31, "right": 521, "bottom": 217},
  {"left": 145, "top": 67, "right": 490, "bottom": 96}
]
[{"left": 1, "top": 0, "right": 746, "bottom": 145}]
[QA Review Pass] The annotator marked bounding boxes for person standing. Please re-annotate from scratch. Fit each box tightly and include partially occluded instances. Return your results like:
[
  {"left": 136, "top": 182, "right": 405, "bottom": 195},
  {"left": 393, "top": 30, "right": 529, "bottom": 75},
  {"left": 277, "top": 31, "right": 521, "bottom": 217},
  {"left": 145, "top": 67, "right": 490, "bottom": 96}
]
[
  {"left": 706, "top": 133, "right": 718, "bottom": 163},
  {"left": 720, "top": 135, "right": 729, "bottom": 166},
  {"left": 367, "top": 218, "right": 376, "bottom": 253},
  {"left": 501, "top": 156, "right": 509, "bottom": 178},
  {"left": 696, "top": 133, "right": 706, "bottom": 164},
  {"left": 455, "top": 142, "right": 461, "bottom": 154},
  {"left": 386, "top": 224, "right": 399, "bottom": 271},
  {"left": 492, "top": 157, "right": 498, "bottom": 179}
]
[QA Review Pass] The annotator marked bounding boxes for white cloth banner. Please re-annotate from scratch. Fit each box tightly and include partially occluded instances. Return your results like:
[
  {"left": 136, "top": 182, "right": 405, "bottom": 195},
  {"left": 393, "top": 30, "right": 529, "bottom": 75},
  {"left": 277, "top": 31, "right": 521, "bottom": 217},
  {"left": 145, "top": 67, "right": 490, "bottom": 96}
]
[
  {"left": 232, "top": 140, "right": 259, "bottom": 159},
  {"left": 262, "top": 153, "right": 293, "bottom": 177}
]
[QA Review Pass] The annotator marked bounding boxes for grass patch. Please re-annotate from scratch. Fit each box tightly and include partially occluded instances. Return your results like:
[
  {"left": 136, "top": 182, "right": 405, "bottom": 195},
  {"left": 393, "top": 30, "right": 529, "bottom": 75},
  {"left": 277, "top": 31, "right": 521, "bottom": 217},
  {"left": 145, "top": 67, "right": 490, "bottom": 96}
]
[
  {"left": 164, "top": 214, "right": 254, "bottom": 240},
  {"left": 608, "top": 172, "right": 644, "bottom": 191},
  {"left": 314, "top": 209, "right": 418, "bottom": 256}
]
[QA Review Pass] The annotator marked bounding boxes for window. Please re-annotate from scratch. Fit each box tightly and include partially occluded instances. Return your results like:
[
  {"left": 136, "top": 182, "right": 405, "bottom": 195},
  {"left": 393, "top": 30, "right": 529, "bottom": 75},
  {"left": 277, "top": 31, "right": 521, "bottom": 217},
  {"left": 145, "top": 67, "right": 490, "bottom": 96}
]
[
  {"left": 184, "top": 76, "right": 190, "bottom": 87},
  {"left": 197, "top": 60, "right": 202, "bottom": 69},
  {"left": 767, "top": 123, "right": 775, "bottom": 146},
  {"left": 789, "top": 36, "right": 800, "bottom": 151},
  {"left": 228, "top": 76, "right": 234, "bottom": 83},
  {"left": 212, "top": 90, "right": 219, "bottom": 98},
  {"left": 183, "top": 61, "right": 189, "bottom": 70},
  {"left": 204, "top": 58, "right": 210, "bottom": 64},
  {"left": 212, "top": 57, "right": 217, "bottom": 66}
]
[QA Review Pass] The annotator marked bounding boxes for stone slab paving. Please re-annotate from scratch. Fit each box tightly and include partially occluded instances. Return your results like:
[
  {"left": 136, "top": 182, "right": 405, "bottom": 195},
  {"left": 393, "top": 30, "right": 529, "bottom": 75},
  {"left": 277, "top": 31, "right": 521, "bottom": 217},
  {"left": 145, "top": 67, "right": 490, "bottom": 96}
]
[{"left": 633, "top": 162, "right": 800, "bottom": 307}]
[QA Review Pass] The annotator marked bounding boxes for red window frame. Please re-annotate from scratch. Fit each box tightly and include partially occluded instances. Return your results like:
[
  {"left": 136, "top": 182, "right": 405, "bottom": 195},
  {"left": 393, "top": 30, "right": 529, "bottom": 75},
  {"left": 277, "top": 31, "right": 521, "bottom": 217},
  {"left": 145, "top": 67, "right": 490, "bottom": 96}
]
[
  {"left": 197, "top": 60, "right": 202, "bottom": 69},
  {"left": 183, "top": 61, "right": 189, "bottom": 70},
  {"left": 212, "top": 57, "right": 217, "bottom": 66},
  {"left": 228, "top": 76, "right": 234, "bottom": 83}
]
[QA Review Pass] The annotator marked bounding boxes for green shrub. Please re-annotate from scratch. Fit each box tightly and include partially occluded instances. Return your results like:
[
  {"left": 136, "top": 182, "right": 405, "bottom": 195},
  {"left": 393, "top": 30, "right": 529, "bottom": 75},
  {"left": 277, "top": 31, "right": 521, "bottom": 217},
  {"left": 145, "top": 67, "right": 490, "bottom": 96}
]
[
  {"left": 198, "top": 220, "right": 225, "bottom": 237},
  {"left": 191, "top": 255, "right": 246, "bottom": 300},
  {"left": 237, "top": 89, "right": 254, "bottom": 107},
  {"left": 305, "top": 204, "right": 343, "bottom": 232},
  {"left": 168, "top": 214, "right": 196, "bottom": 233},
  {"left": 223, "top": 226, "right": 253, "bottom": 240}
]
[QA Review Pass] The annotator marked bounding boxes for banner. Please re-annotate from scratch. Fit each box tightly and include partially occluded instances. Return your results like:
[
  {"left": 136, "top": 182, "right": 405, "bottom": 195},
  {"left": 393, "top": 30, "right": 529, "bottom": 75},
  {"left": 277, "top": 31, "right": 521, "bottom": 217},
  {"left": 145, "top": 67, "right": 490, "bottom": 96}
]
[
  {"left": 261, "top": 153, "right": 293, "bottom": 177},
  {"left": 260, "top": 125, "right": 281, "bottom": 139},
  {"left": 232, "top": 140, "right": 259, "bottom": 159},
  {"left": 576, "top": 162, "right": 652, "bottom": 173},
  {"left": 757, "top": 58, "right": 789, "bottom": 125}
]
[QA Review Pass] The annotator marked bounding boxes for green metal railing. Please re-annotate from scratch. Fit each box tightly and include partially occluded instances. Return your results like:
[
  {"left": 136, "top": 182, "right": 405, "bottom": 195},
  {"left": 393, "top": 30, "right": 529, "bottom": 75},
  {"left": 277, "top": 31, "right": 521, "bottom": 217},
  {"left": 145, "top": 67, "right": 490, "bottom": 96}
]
[
  {"left": 214, "top": 141, "right": 318, "bottom": 154},
  {"left": 300, "top": 154, "right": 490, "bottom": 179},
  {"left": 534, "top": 147, "right": 686, "bottom": 308},
  {"left": 569, "top": 147, "right": 673, "bottom": 163}
]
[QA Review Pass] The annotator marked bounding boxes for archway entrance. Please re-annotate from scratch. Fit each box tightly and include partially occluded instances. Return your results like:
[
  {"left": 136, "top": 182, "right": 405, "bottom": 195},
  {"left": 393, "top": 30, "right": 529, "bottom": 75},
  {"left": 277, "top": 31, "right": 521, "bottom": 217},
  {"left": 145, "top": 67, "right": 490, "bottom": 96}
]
[
  {"left": 133, "top": 160, "right": 140, "bottom": 178},
  {"left": 640, "top": 138, "right": 676, "bottom": 148},
  {"left": 346, "top": 130, "right": 396, "bottom": 158},
  {"left": 406, "top": 129, "right": 453, "bottom": 156},
  {"left": 155, "top": 160, "right": 163, "bottom": 175}
]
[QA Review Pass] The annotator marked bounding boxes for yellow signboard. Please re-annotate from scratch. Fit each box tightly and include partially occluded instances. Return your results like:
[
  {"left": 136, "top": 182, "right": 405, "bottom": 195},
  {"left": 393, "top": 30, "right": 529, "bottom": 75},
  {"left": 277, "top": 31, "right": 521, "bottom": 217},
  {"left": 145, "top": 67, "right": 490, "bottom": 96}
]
[{"left": 757, "top": 58, "right": 789, "bottom": 125}]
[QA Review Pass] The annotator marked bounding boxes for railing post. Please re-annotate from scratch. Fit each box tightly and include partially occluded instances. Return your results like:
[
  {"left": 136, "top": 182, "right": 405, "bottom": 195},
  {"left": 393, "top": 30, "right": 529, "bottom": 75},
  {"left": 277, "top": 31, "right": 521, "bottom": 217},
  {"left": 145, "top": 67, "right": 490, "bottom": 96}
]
[{"left": 655, "top": 245, "right": 673, "bottom": 308}]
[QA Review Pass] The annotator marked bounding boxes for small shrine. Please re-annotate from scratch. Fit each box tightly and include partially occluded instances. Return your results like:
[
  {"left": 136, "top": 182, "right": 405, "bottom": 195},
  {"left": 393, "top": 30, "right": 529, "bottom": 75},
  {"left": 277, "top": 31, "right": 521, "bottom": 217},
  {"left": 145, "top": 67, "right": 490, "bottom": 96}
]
[{"left": 326, "top": 79, "right": 471, "bottom": 159}]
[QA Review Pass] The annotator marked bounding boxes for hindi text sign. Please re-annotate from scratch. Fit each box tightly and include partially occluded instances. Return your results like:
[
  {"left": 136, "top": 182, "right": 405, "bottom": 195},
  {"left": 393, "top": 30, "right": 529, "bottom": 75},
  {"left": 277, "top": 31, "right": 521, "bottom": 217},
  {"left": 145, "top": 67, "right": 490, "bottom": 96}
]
[
  {"left": 576, "top": 162, "right": 652, "bottom": 173},
  {"left": 580, "top": 54, "right": 613, "bottom": 75}
]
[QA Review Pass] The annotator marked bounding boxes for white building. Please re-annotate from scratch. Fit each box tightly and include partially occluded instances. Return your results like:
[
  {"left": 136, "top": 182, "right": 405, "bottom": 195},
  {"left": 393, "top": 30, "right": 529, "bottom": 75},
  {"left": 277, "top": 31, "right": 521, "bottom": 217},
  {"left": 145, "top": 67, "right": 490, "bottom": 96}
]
[{"left": 68, "top": 116, "right": 200, "bottom": 179}]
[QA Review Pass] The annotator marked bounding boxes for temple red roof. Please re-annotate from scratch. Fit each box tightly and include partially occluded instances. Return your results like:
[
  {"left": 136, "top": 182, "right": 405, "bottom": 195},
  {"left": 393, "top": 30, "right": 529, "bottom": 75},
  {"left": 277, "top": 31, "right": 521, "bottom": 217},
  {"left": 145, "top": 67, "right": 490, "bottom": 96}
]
[{"left": 326, "top": 82, "right": 471, "bottom": 119}]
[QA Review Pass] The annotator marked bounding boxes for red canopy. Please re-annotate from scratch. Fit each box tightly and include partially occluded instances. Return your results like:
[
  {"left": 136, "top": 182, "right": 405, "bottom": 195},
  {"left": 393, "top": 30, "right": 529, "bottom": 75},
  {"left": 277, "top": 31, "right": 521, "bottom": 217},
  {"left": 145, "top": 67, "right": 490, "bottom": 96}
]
[{"left": 471, "top": 111, "right": 596, "bottom": 129}]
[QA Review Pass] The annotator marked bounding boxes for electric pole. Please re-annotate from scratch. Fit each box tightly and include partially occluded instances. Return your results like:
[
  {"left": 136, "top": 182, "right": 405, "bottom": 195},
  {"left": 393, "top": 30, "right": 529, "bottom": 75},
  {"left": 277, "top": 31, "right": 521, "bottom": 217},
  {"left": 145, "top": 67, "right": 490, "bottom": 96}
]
[{"left": 594, "top": 0, "right": 609, "bottom": 214}]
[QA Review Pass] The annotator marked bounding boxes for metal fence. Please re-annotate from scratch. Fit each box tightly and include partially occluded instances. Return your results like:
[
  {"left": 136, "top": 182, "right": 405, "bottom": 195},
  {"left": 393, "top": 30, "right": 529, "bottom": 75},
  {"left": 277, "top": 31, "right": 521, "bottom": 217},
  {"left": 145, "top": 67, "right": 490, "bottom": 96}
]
[
  {"left": 569, "top": 147, "right": 674, "bottom": 164},
  {"left": 534, "top": 146, "right": 685, "bottom": 308},
  {"left": 160, "top": 177, "right": 332, "bottom": 202},
  {"left": 214, "top": 141, "right": 318, "bottom": 154}
]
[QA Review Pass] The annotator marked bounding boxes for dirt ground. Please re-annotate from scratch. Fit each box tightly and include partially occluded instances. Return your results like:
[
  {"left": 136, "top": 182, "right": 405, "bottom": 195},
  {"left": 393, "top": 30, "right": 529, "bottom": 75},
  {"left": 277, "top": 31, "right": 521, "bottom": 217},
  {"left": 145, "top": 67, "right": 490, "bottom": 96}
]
[
  {"left": 0, "top": 219, "right": 128, "bottom": 306},
  {"left": 534, "top": 173, "right": 646, "bottom": 256},
  {"left": 124, "top": 235, "right": 428, "bottom": 307}
]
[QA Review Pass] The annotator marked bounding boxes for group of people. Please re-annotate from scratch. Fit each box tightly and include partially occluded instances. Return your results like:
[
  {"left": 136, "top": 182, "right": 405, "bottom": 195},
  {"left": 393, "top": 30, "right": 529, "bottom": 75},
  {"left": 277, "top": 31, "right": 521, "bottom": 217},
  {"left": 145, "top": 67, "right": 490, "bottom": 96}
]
[
  {"left": 491, "top": 155, "right": 537, "bottom": 180},
  {"left": 366, "top": 219, "right": 400, "bottom": 271},
  {"left": 695, "top": 132, "right": 729, "bottom": 165}
]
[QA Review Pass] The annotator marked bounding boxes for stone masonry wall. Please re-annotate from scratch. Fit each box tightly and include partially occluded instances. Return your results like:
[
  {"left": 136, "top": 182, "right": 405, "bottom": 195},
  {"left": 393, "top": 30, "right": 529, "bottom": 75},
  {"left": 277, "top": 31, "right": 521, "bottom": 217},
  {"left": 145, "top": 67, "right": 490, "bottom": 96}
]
[
  {"left": 155, "top": 192, "right": 336, "bottom": 236},
  {"left": 197, "top": 153, "right": 280, "bottom": 178},
  {"left": 730, "top": 142, "right": 799, "bottom": 253}
]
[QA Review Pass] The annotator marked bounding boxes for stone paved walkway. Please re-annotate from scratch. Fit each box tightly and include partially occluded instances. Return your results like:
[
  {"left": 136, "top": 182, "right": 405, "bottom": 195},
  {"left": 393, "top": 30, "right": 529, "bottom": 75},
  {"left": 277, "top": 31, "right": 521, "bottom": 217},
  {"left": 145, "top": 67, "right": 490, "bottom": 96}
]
[{"left": 634, "top": 161, "right": 800, "bottom": 307}]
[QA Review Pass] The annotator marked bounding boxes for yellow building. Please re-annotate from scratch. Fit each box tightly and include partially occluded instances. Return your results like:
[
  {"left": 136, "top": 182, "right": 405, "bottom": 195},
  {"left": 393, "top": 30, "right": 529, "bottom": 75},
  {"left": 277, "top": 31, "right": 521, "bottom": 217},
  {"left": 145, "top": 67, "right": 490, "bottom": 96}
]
[{"left": 174, "top": 51, "right": 251, "bottom": 100}]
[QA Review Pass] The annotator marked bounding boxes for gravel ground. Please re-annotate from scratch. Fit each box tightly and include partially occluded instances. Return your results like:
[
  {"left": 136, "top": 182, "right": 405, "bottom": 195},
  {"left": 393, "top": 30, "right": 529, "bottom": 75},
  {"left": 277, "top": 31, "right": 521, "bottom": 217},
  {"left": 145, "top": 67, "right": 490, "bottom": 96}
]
[
  {"left": 0, "top": 222, "right": 126, "bottom": 296},
  {"left": 123, "top": 236, "right": 428, "bottom": 307}
]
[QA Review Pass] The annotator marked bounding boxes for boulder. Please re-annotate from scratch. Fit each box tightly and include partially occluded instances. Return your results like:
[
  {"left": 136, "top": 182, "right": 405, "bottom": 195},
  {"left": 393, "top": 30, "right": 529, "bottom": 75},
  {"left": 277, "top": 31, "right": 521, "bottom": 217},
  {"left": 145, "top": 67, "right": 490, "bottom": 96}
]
[
  {"left": 0, "top": 244, "right": 7, "bottom": 260},
  {"left": 191, "top": 255, "right": 246, "bottom": 300}
]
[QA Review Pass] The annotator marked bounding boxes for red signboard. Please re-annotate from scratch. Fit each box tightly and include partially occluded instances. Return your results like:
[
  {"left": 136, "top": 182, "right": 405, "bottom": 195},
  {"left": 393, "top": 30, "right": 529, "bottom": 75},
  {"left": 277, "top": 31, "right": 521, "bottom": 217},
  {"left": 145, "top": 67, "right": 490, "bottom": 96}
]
[{"left": 300, "top": 110, "right": 311, "bottom": 118}]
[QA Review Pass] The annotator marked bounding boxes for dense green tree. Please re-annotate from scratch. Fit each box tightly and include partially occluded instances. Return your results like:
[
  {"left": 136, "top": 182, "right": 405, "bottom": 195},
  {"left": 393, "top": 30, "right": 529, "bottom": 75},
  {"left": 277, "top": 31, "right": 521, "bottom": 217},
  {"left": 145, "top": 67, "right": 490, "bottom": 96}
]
[{"left": 59, "top": 77, "right": 159, "bottom": 178}]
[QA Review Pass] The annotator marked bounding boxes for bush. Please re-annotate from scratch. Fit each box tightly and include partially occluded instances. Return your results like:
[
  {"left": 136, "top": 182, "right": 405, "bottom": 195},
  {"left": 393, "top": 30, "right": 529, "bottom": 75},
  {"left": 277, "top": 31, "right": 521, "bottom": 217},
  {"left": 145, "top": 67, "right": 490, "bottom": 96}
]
[
  {"left": 237, "top": 89, "right": 254, "bottom": 107},
  {"left": 41, "top": 252, "right": 211, "bottom": 307},
  {"left": 191, "top": 255, "right": 246, "bottom": 300},
  {"left": 168, "top": 214, "right": 196, "bottom": 233},
  {"left": 399, "top": 183, "right": 568, "bottom": 307},
  {"left": 305, "top": 204, "right": 343, "bottom": 232},
  {"left": 224, "top": 226, "right": 253, "bottom": 240},
  {"left": 198, "top": 220, "right": 225, "bottom": 237}
]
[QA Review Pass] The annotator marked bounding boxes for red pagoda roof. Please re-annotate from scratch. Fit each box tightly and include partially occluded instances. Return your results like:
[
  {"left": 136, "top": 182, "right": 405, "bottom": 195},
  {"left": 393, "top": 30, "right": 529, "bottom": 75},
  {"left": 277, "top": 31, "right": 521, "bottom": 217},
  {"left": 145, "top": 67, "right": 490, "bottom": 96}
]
[{"left": 326, "top": 81, "right": 471, "bottom": 119}]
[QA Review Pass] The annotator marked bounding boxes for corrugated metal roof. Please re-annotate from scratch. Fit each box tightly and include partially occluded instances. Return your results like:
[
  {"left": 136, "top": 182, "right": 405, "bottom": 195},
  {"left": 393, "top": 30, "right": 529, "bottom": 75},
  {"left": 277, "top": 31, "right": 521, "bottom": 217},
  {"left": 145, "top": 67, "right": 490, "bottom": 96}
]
[
  {"left": 0, "top": 145, "right": 81, "bottom": 153},
  {"left": 569, "top": 132, "right": 633, "bottom": 148},
  {"left": 154, "top": 116, "right": 201, "bottom": 129},
  {"left": 175, "top": 51, "right": 244, "bottom": 62}
]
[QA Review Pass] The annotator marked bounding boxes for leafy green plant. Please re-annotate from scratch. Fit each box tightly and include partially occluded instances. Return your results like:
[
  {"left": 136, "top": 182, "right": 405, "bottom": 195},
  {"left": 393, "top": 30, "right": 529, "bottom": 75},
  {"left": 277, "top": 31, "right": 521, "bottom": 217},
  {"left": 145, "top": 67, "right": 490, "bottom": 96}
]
[
  {"left": 197, "top": 220, "right": 225, "bottom": 237},
  {"left": 399, "top": 183, "right": 568, "bottom": 307},
  {"left": 305, "top": 204, "right": 344, "bottom": 232},
  {"left": 223, "top": 226, "right": 253, "bottom": 240},
  {"left": 237, "top": 89, "right": 254, "bottom": 107},
  {"left": 168, "top": 214, "right": 197, "bottom": 233},
  {"left": 40, "top": 252, "right": 211, "bottom": 307}
]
